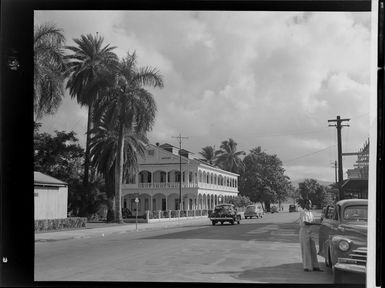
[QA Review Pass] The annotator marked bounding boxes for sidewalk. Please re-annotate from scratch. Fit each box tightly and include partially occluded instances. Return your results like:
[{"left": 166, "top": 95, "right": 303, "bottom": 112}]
[{"left": 35, "top": 217, "right": 211, "bottom": 243}]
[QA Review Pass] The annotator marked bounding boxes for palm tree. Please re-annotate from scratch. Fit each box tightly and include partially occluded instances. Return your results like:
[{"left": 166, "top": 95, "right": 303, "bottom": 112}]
[
  {"left": 199, "top": 146, "right": 217, "bottom": 165},
  {"left": 34, "top": 23, "right": 66, "bottom": 121},
  {"left": 65, "top": 33, "right": 118, "bottom": 186},
  {"left": 215, "top": 138, "right": 246, "bottom": 173},
  {"left": 93, "top": 51, "right": 163, "bottom": 222},
  {"left": 89, "top": 115, "right": 148, "bottom": 222}
]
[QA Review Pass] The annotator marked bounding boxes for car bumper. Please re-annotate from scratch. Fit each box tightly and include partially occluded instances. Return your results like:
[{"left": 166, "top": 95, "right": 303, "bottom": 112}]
[
  {"left": 210, "top": 217, "right": 235, "bottom": 221},
  {"left": 334, "top": 263, "right": 366, "bottom": 274}
]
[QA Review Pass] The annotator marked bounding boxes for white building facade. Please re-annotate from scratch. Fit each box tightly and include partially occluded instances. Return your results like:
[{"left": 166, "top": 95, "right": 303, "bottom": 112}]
[
  {"left": 34, "top": 172, "right": 68, "bottom": 220},
  {"left": 122, "top": 143, "right": 239, "bottom": 216}
]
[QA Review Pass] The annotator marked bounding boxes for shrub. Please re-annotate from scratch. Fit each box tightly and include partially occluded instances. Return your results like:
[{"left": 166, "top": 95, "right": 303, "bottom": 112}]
[{"left": 35, "top": 217, "right": 87, "bottom": 232}]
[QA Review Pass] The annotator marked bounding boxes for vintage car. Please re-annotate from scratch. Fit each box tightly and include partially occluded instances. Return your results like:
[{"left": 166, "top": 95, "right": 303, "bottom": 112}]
[
  {"left": 318, "top": 199, "right": 368, "bottom": 284},
  {"left": 209, "top": 203, "right": 241, "bottom": 225},
  {"left": 271, "top": 205, "right": 279, "bottom": 213},
  {"left": 244, "top": 204, "right": 264, "bottom": 219},
  {"left": 289, "top": 204, "right": 297, "bottom": 212}
]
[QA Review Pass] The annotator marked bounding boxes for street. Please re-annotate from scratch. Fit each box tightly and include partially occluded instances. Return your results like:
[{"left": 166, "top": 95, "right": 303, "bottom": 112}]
[{"left": 35, "top": 211, "right": 333, "bottom": 283}]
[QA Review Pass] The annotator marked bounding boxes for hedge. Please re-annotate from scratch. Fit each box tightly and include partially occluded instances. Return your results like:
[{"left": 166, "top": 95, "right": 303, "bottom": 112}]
[{"left": 35, "top": 217, "right": 87, "bottom": 232}]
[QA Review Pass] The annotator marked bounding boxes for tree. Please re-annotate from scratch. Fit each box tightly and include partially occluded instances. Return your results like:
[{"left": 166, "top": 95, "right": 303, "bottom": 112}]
[
  {"left": 199, "top": 145, "right": 217, "bottom": 165},
  {"left": 240, "top": 147, "right": 290, "bottom": 211},
  {"left": 65, "top": 33, "right": 118, "bottom": 187},
  {"left": 89, "top": 115, "right": 148, "bottom": 222},
  {"left": 215, "top": 138, "right": 245, "bottom": 173},
  {"left": 228, "top": 195, "right": 253, "bottom": 208},
  {"left": 34, "top": 23, "right": 66, "bottom": 121},
  {"left": 34, "top": 126, "right": 84, "bottom": 183},
  {"left": 296, "top": 179, "right": 328, "bottom": 208},
  {"left": 93, "top": 51, "right": 163, "bottom": 222}
]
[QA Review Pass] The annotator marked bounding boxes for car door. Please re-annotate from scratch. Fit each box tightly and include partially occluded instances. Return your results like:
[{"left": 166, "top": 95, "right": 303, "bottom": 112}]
[{"left": 318, "top": 205, "right": 335, "bottom": 257}]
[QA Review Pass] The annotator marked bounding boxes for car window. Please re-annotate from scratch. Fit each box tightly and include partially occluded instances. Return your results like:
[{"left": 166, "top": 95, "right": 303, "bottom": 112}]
[
  {"left": 326, "top": 206, "right": 334, "bottom": 219},
  {"left": 332, "top": 205, "right": 339, "bottom": 221},
  {"left": 343, "top": 205, "right": 368, "bottom": 222},
  {"left": 246, "top": 206, "right": 256, "bottom": 211}
]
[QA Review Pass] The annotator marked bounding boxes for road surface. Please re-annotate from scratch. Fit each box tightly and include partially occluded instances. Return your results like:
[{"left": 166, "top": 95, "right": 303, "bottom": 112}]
[{"left": 35, "top": 211, "right": 333, "bottom": 283}]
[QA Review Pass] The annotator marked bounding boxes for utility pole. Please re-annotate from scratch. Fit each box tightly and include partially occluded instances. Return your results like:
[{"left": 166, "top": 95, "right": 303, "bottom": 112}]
[
  {"left": 331, "top": 160, "right": 337, "bottom": 184},
  {"left": 328, "top": 116, "right": 350, "bottom": 200},
  {"left": 172, "top": 133, "right": 189, "bottom": 211}
]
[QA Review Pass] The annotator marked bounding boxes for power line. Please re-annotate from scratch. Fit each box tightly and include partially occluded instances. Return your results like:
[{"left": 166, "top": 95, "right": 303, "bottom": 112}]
[{"left": 284, "top": 145, "right": 336, "bottom": 164}]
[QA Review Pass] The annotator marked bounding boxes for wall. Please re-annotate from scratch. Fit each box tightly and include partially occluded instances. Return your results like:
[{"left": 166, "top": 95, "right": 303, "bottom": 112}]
[{"left": 34, "top": 186, "right": 68, "bottom": 219}]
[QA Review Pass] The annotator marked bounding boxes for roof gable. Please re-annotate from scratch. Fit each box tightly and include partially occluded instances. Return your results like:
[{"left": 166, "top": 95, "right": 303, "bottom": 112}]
[{"left": 34, "top": 172, "right": 67, "bottom": 186}]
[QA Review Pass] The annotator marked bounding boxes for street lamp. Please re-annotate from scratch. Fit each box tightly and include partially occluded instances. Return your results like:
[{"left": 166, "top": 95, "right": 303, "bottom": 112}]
[{"left": 135, "top": 197, "right": 139, "bottom": 231}]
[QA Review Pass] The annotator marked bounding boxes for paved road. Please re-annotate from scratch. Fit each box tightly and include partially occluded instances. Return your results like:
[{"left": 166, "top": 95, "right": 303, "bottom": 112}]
[{"left": 35, "top": 211, "right": 333, "bottom": 283}]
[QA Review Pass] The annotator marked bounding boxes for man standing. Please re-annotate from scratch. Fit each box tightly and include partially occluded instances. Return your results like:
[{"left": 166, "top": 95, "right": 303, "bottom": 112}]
[{"left": 299, "top": 199, "right": 323, "bottom": 272}]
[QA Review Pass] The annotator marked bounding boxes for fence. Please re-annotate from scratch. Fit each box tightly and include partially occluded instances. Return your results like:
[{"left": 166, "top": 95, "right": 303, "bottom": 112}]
[{"left": 145, "top": 209, "right": 210, "bottom": 222}]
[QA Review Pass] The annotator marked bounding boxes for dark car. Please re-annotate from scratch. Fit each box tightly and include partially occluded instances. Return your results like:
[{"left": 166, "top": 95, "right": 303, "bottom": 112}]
[
  {"left": 289, "top": 204, "right": 297, "bottom": 212},
  {"left": 209, "top": 203, "right": 241, "bottom": 225},
  {"left": 271, "top": 206, "right": 278, "bottom": 213},
  {"left": 318, "top": 199, "right": 367, "bottom": 284}
]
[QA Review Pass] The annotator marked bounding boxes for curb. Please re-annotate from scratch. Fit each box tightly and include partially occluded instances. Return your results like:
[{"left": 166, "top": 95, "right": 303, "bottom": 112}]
[{"left": 35, "top": 218, "right": 211, "bottom": 243}]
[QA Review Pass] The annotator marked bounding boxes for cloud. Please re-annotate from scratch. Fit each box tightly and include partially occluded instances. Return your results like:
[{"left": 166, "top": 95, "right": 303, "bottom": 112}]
[{"left": 35, "top": 11, "right": 371, "bottom": 181}]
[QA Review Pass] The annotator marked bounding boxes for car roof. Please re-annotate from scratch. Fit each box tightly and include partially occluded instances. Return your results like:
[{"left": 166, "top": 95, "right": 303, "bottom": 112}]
[{"left": 337, "top": 199, "right": 368, "bottom": 208}]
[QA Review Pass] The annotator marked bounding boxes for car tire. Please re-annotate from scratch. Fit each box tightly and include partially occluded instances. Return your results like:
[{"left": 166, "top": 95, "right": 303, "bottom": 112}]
[
  {"left": 212, "top": 221, "right": 216, "bottom": 226},
  {"left": 220, "top": 221, "right": 224, "bottom": 225},
  {"left": 230, "top": 220, "right": 234, "bottom": 225}
]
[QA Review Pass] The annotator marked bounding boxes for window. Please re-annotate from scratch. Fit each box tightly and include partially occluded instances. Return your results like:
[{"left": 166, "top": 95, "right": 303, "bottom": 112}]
[
  {"left": 162, "top": 198, "right": 166, "bottom": 210},
  {"left": 144, "top": 198, "right": 149, "bottom": 210},
  {"left": 152, "top": 199, "right": 156, "bottom": 210},
  {"left": 326, "top": 206, "right": 334, "bottom": 219}
]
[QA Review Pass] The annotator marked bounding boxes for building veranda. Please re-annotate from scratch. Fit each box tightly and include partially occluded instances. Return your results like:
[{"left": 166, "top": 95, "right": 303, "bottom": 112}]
[{"left": 122, "top": 143, "right": 239, "bottom": 218}]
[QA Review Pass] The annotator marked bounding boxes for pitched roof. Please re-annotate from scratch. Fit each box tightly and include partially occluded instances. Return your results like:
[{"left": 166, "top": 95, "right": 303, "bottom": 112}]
[{"left": 34, "top": 172, "right": 67, "bottom": 186}]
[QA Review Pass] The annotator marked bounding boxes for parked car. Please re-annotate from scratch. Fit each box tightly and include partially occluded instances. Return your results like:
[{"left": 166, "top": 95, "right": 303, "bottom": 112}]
[
  {"left": 209, "top": 203, "right": 241, "bottom": 225},
  {"left": 289, "top": 204, "right": 297, "bottom": 212},
  {"left": 244, "top": 204, "right": 264, "bottom": 219},
  {"left": 318, "top": 199, "right": 368, "bottom": 284},
  {"left": 271, "top": 206, "right": 278, "bottom": 213}
]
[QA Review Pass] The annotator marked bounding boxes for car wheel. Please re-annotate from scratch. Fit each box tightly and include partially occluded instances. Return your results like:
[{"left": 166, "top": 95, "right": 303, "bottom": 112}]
[
  {"left": 220, "top": 221, "right": 224, "bottom": 225},
  {"left": 230, "top": 220, "right": 234, "bottom": 225},
  {"left": 212, "top": 221, "right": 216, "bottom": 226},
  {"left": 237, "top": 220, "right": 240, "bottom": 224}
]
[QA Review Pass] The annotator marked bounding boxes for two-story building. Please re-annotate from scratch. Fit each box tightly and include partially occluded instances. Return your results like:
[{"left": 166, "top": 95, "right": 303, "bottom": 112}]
[
  {"left": 343, "top": 139, "right": 369, "bottom": 199},
  {"left": 122, "top": 143, "right": 239, "bottom": 216}
]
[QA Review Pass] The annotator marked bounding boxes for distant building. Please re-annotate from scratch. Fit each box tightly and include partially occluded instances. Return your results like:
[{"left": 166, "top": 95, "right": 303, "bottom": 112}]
[
  {"left": 122, "top": 143, "right": 239, "bottom": 216},
  {"left": 343, "top": 139, "right": 369, "bottom": 199},
  {"left": 34, "top": 172, "right": 68, "bottom": 219}
]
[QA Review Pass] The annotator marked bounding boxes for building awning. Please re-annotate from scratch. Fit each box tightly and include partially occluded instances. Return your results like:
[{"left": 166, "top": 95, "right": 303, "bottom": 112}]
[
  {"left": 341, "top": 178, "right": 368, "bottom": 191},
  {"left": 34, "top": 172, "right": 67, "bottom": 187}
]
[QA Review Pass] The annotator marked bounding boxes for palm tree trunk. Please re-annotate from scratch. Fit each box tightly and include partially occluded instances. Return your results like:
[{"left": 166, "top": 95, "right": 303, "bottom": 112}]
[
  {"left": 83, "top": 102, "right": 93, "bottom": 187},
  {"left": 114, "top": 122, "right": 124, "bottom": 223}
]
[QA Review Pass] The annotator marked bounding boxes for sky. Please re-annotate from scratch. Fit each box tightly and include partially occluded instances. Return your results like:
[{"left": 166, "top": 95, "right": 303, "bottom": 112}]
[{"left": 35, "top": 11, "right": 373, "bottom": 182}]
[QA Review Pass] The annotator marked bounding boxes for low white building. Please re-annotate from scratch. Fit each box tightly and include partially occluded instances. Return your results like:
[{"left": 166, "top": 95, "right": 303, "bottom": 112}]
[
  {"left": 122, "top": 143, "right": 239, "bottom": 216},
  {"left": 34, "top": 172, "right": 68, "bottom": 220}
]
